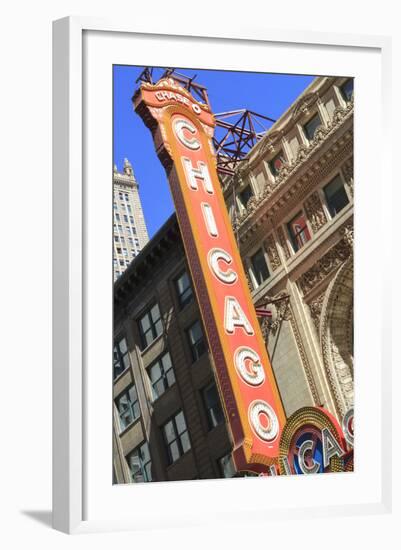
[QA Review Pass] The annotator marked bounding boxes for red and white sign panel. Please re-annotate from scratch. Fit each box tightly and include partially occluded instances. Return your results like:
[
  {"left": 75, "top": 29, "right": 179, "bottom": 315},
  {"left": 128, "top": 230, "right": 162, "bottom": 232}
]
[{"left": 134, "top": 78, "right": 286, "bottom": 471}]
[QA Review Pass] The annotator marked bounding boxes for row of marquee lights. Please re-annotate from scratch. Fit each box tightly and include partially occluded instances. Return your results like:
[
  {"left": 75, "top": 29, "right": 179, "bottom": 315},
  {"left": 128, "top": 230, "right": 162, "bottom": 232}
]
[{"left": 134, "top": 78, "right": 353, "bottom": 473}]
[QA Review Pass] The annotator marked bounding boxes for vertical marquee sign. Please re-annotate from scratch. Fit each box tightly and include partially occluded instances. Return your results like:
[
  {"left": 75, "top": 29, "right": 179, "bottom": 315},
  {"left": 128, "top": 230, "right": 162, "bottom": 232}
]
[{"left": 134, "top": 78, "right": 286, "bottom": 472}]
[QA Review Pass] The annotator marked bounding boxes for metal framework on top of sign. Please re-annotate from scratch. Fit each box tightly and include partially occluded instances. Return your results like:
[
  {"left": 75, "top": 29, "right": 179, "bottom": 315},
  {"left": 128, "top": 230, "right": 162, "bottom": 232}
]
[{"left": 134, "top": 77, "right": 286, "bottom": 472}]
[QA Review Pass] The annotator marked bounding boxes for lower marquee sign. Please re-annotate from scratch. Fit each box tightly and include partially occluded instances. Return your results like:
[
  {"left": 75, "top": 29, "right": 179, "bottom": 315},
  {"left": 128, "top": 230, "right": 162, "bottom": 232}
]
[{"left": 276, "top": 407, "right": 354, "bottom": 475}]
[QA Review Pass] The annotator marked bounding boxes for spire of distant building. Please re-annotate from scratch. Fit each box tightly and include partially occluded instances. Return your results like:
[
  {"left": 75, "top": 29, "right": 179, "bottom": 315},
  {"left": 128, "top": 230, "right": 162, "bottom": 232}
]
[
  {"left": 113, "top": 159, "right": 149, "bottom": 281},
  {"left": 123, "top": 157, "right": 134, "bottom": 177}
]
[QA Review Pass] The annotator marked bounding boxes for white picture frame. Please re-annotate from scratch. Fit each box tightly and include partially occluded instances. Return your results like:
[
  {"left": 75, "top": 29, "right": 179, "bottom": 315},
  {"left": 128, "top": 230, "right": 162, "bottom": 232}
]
[{"left": 52, "top": 16, "right": 393, "bottom": 535}]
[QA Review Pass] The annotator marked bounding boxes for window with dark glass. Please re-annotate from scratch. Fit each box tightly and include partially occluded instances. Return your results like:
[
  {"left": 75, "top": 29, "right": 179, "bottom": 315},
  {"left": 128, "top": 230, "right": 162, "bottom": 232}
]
[
  {"left": 162, "top": 410, "right": 191, "bottom": 465},
  {"left": 202, "top": 383, "right": 224, "bottom": 430},
  {"left": 218, "top": 453, "right": 236, "bottom": 478},
  {"left": 340, "top": 78, "right": 354, "bottom": 102},
  {"left": 113, "top": 337, "right": 130, "bottom": 379},
  {"left": 127, "top": 442, "right": 152, "bottom": 482},
  {"left": 148, "top": 351, "right": 175, "bottom": 400},
  {"left": 175, "top": 271, "right": 193, "bottom": 309},
  {"left": 138, "top": 303, "right": 163, "bottom": 349},
  {"left": 250, "top": 248, "right": 270, "bottom": 286},
  {"left": 324, "top": 175, "right": 349, "bottom": 217},
  {"left": 303, "top": 113, "right": 321, "bottom": 141},
  {"left": 239, "top": 185, "right": 253, "bottom": 208},
  {"left": 268, "top": 150, "right": 285, "bottom": 176},
  {"left": 115, "top": 384, "right": 140, "bottom": 430},
  {"left": 187, "top": 320, "right": 207, "bottom": 362},
  {"left": 287, "top": 212, "right": 311, "bottom": 252}
]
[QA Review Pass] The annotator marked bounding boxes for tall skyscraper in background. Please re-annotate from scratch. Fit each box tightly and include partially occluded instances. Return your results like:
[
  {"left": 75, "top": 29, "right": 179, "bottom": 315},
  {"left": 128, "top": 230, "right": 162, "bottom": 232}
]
[{"left": 113, "top": 158, "right": 149, "bottom": 280}]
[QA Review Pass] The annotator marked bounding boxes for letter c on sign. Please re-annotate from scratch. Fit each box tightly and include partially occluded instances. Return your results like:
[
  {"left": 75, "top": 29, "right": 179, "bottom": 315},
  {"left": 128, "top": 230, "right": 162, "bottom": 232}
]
[
  {"left": 297, "top": 440, "right": 321, "bottom": 474},
  {"left": 208, "top": 248, "right": 238, "bottom": 285},
  {"left": 173, "top": 119, "right": 201, "bottom": 150}
]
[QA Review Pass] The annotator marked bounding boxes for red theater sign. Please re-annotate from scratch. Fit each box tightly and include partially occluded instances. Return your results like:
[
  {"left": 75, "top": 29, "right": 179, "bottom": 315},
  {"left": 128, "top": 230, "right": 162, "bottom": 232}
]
[{"left": 134, "top": 78, "right": 286, "bottom": 471}]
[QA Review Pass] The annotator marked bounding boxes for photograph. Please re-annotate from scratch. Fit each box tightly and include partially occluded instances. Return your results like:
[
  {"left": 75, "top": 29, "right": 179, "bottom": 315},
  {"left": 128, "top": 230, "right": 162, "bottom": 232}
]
[{"left": 112, "top": 65, "right": 354, "bottom": 483}]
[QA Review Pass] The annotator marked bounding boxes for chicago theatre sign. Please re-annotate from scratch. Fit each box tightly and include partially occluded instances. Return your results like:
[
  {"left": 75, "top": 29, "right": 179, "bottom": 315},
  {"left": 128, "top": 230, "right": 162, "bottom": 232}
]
[{"left": 133, "top": 78, "right": 352, "bottom": 475}]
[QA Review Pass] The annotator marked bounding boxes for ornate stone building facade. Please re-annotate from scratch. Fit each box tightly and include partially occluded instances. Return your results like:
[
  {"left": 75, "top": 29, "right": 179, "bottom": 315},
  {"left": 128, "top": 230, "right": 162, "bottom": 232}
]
[
  {"left": 224, "top": 75, "right": 354, "bottom": 420},
  {"left": 113, "top": 75, "right": 354, "bottom": 483}
]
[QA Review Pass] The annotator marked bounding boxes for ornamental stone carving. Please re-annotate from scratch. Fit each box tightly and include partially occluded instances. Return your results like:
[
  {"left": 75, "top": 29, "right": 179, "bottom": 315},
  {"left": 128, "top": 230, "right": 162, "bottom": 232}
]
[
  {"left": 342, "top": 225, "right": 354, "bottom": 250},
  {"left": 292, "top": 93, "right": 318, "bottom": 122},
  {"left": 297, "top": 234, "right": 352, "bottom": 296},
  {"left": 341, "top": 157, "right": 354, "bottom": 197},
  {"left": 277, "top": 226, "right": 291, "bottom": 260},
  {"left": 259, "top": 131, "right": 281, "bottom": 156},
  {"left": 311, "top": 124, "right": 329, "bottom": 146},
  {"left": 308, "top": 293, "right": 325, "bottom": 333},
  {"left": 320, "top": 259, "right": 354, "bottom": 416},
  {"left": 265, "top": 233, "right": 282, "bottom": 271},
  {"left": 304, "top": 191, "right": 327, "bottom": 233}
]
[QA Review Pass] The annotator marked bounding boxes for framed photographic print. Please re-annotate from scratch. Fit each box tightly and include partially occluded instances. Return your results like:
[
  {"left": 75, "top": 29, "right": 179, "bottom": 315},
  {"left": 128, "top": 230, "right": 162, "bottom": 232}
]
[{"left": 53, "top": 17, "right": 392, "bottom": 535}]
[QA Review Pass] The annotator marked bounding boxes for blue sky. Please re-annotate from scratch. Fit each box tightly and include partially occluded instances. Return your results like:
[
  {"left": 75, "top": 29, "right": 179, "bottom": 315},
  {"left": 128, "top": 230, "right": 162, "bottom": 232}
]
[{"left": 113, "top": 66, "right": 315, "bottom": 238}]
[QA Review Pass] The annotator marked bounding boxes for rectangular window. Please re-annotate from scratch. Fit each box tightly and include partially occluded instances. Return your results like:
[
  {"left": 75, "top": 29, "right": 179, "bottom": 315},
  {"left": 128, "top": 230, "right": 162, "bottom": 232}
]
[
  {"left": 119, "top": 192, "right": 124, "bottom": 201},
  {"left": 113, "top": 337, "right": 130, "bottom": 379},
  {"left": 119, "top": 259, "right": 124, "bottom": 266},
  {"left": 187, "top": 320, "right": 207, "bottom": 362},
  {"left": 130, "top": 216, "right": 135, "bottom": 224},
  {"left": 287, "top": 212, "right": 311, "bottom": 252},
  {"left": 162, "top": 411, "right": 191, "bottom": 465},
  {"left": 268, "top": 150, "right": 285, "bottom": 176},
  {"left": 115, "top": 213, "right": 120, "bottom": 222},
  {"left": 115, "top": 384, "right": 140, "bottom": 430},
  {"left": 123, "top": 215, "right": 129, "bottom": 223},
  {"left": 175, "top": 271, "right": 193, "bottom": 309},
  {"left": 324, "top": 175, "right": 349, "bottom": 217},
  {"left": 124, "top": 193, "right": 129, "bottom": 201},
  {"left": 122, "top": 248, "right": 128, "bottom": 257},
  {"left": 114, "top": 235, "right": 119, "bottom": 242},
  {"left": 218, "top": 453, "right": 236, "bottom": 478},
  {"left": 340, "top": 78, "right": 354, "bottom": 102},
  {"left": 127, "top": 204, "right": 132, "bottom": 213},
  {"left": 202, "top": 383, "right": 224, "bottom": 430},
  {"left": 138, "top": 303, "right": 163, "bottom": 349},
  {"left": 303, "top": 113, "right": 321, "bottom": 141},
  {"left": 250, "top": 248, "right": 270, "bottom": 286},
  {"left": 148, "top": 351, "right": 176, "bottom": 400},
  {"left": 127, "top": 442, "right": 152, "bottom": 482},
  {"left": 239, "top": 185, "right": 253, "bottom": 208}
]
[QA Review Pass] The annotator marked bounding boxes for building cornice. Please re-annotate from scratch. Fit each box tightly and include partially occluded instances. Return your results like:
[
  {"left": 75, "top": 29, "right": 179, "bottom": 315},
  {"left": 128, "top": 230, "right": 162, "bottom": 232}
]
[{"left": 235, "top": 100, "right": 353, "bottom": 243}]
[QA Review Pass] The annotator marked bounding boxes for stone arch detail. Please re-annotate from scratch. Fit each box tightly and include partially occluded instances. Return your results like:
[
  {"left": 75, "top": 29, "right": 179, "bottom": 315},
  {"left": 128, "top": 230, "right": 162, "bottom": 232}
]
[{"left": 320, "top": 257, "right": 353, "bottom": 417}]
